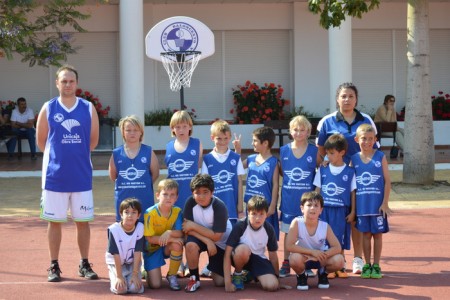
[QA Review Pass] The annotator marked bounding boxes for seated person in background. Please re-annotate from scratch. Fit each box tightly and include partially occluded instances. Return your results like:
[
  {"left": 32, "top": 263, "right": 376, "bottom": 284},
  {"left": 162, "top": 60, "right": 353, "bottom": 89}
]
[
  {"left": 10, "top": 97, "right": 37, "bottom": 160},
  {"left": 374, "top": 95, "right": 404, "bottom": 154}
]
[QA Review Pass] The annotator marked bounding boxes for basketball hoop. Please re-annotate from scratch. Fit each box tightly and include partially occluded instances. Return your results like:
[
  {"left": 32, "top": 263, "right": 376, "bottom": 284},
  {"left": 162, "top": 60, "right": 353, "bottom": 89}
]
[{"left": 160, "top": 51, "right": 202, "bottom": 92}]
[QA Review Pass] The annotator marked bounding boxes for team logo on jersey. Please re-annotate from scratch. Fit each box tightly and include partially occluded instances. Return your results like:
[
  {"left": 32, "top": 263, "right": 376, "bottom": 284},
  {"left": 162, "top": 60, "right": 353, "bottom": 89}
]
[
  {"left": 190, "top": 149, "right": 197, "bottom": 156},
  {"left": 141, "top": 157, "right": 148, "bottom": 164},
  {"left": 161, "top": 22, "right": 199, "bottom": 52},
  {"left": 356, "top": 171, "right": 381, "bottom": 186},
  {"left": 61, "top": 119, "right": 80, "bottom": 133},
  {"left": 247, "top": 175, "right": 267, "bottom": 189},
  {"left": 321, "top": 183, "right": 345, "bottom": 196},
  {"left": 342, "top": 175, "right": 349, "bottom": 182},
  {"left": 168, "top": 159, "right": 194, "bottom": 173},
  {"left": 230, "top": 159, "right": 237, "bottom": 166},
  {"left": 374, "top": 161, "right": 382, "bottom": 168},
  {"left": 53, "top": 113, "right": 64, "bottom": 123},
  {"left": 285, "top": 167, "right": 311, "bottom": 182},
  {"left": 307, "top": 156, "right": 313, "bottom": 163},
  {"left": 263, "top": 164, "right": 271, "bottom": 172},
  {"left": 376, "top": 216, "right": 384, "bottom": 226},
  {"left": 119, "top": 167, "right": 146, "bottom": 181},
  {"left": 211, "top": 170, "right": 235, "bottom": 184}
]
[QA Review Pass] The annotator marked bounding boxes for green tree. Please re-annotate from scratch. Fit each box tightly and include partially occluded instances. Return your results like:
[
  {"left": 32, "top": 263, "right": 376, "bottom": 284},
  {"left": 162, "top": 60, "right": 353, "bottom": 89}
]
[
  {"left": 0, "top": 0, "right": 89, "bottom": 67},
  {"left": 308, "top": 0, "right": 380, "bottom": 29},
  {"left": 308, "top": 0, "right": 435, "bottom": 185}
]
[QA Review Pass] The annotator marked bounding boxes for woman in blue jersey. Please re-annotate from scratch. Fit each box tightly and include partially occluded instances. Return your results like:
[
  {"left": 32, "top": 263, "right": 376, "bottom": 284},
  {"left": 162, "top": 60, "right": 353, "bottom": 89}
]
[
  {"left": 109, "top": 115, "right": 160, "bottom": 223},
  {"left": 316, "top": 82, "right": 378, "bottom": 276}
]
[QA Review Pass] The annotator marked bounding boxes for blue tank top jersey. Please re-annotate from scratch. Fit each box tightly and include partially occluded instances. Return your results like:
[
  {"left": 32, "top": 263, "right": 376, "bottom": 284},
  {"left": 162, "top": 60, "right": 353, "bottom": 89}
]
[
  {"left": 318, "top": 164, "right": 355, "bottom": 207},
  {"left": 203, "top": 151, "right": 240, "bottom": 219},
  {"left": 244, "top": 154, "right": 279, "bottom": 239},
  {"left": 113, "top": 144, "right": 155, "bottom": 222},
  {"left": 165, "top": 137, "right": 200, "bottom": 210},
  {"left": 351, "top": 150, "right": 386, "bottom": 216},
  {"left": 42, "top": 97, "right": 92, "bottom": 192},
  {"left": 279, "top": 143, "right": 318, "bottom": 224}
]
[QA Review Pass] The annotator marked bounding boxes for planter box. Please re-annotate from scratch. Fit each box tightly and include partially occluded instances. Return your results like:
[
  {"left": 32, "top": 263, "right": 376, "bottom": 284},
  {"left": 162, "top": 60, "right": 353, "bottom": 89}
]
[{"left": 114, "top": 124, "right": 261, "bottom": 151}]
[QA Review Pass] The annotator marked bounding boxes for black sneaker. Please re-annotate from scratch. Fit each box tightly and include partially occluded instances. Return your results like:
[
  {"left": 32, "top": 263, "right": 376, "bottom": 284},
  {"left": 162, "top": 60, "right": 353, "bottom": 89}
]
[
  {"left": 296, "top": 272, "right": 308, "bottom": 291},
  {"left": 47, "top": 263, "right": 62, "bottom": 282},
  {"left": 318, "top": 272, "right": 330, "bottom": 289},
  {"left": 78, "top": 261, "right": 98, "bottom": 280}
]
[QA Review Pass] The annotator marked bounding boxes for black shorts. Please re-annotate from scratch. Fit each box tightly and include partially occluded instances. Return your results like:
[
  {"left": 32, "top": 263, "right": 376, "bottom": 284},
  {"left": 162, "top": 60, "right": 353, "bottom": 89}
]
[
  {"left": 232, "top": 251, "right": 276, "bottom": 278},
  {"left": 186, "top": 235, "right": 225, "bottom": 277}
]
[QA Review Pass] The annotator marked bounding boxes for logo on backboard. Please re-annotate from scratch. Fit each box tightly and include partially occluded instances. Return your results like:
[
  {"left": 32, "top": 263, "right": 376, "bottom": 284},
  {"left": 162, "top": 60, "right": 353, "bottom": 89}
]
[{"left": 161, "top": 22, "right": 199, "bottom": 52}]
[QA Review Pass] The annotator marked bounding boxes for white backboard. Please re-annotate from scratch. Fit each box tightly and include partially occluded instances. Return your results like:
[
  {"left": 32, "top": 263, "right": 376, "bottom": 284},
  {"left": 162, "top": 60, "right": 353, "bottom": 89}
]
[{"left": 145, "top": 16, "right": 215, "bottom": 61}]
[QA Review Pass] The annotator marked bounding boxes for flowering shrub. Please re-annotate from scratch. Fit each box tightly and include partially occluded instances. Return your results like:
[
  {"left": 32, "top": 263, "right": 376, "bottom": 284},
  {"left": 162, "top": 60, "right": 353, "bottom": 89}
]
[
  {"left": 397, "top": 91, "right": 450, "bottom": 121},
  {"left": 1, "top": 100, "right": 16, "bottom": 114},
  {"left": 76, "top": 89, "right": 110, "bottom": 118},
  {"left": 431, "top": 91, "right": 450, "bottom": 120},
  {"left": 231, "top": 81, "right": 290, "bottom": 124}
]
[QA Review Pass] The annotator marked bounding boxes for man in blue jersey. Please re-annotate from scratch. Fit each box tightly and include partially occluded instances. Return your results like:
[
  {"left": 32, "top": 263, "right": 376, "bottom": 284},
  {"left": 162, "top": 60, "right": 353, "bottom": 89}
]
[{"left": 36, "top": 65, "right": 100, "bottom": 282}]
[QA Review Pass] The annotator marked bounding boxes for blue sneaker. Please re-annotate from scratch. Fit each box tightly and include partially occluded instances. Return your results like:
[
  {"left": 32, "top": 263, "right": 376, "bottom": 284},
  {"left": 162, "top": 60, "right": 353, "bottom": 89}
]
[
  {"left": 232, "top": 272, "right": 244, "bottom": 290},
  {"left": 279, "top": 260, "right": 291, "bottom": 278}
]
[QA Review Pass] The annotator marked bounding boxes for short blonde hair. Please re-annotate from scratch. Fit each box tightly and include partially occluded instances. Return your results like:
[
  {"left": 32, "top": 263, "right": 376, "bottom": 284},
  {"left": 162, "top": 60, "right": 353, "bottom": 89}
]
[
  {"left": 289, "top": 115, "right": 312, "bottom": 136},
  {"left": 169, "top": 110, "right": 193, "bottom": 137},
  {"left": 210, "top": 119, "right": 231, "bottom": 136},
  {"left": 156, "top": 179, "right": 179, "bottom": 194},
  {"left": 356, "top": 123, "right": 376, "bottom": 138},
  {"left": 118, "top": 115, "right": 144, "bottom": 142}
]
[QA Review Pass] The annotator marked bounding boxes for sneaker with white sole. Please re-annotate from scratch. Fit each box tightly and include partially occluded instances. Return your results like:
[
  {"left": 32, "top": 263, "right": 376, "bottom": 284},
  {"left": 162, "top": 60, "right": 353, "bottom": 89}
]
[
  {"left": 167, "top": 274, "right": 181, "bottom": 291},
  {"left": 78, "top": 261, "right": 98, "bottom": 280},
  {"left": 296, "top": 272, "right": 308, "bottom": 291},
  {"left": 200, "top": 264, "right": 211, "bottom": 277},
  {"left": 352, "top": 257, "right": 364, "bottom": 274},
  {"left": 47, "top": 262, "right": 62, "bottom": 282},
  {"left": 318, "top": 272, "right": 330, "bottom": 289},
  {"left": 185, "top": 275, "right": 200, "bottom": 293}
]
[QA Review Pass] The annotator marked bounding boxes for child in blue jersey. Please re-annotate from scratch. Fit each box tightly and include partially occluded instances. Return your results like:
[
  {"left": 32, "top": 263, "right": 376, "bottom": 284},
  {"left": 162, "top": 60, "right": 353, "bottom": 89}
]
[
  {"left": 313, "top": 133, "right": 356, "bottom": 279},
  {"left": 143, "top": 179, "right": 184, "bottom": 291},
  {"left": 202, "top": 119, "right": 245, "bottom": 225},
  {"left": 106, "top": 198, "right": 145, "bottom": 295},
  {"left": 109, "top": 115, "right": 160, "bottom": 223},
  {"left": 243, "top": 126, "right": 280, "bottom": 239},
  {"left": 351, "top": 124, "right": 392, "bottom": 279},
  {"left": 279, "top": 115, "right": 319, "bottom": 278},
  {"left": 286, "top": 192, "right": 344, "bottom": 291},
  {"left": 165, "top": 110, "right": 203, "bottom": 277},
  {"left": 224, "top": 196, "right": 279, "bottom": 292},
  {"left": 165, "top": 110, "right": 203, "bottom": 211},
  {"left": 200, "top": 119, "right": 244, "bottom": 278}
]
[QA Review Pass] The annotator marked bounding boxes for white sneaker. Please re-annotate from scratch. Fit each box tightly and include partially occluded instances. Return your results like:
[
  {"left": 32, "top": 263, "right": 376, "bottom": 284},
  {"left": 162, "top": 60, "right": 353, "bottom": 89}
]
[
  {"left": 200, "top": 265, "right": 211, "bottom": 277},
  {"left": 352, "top": 257, "right": 364, "bottom": 274}
]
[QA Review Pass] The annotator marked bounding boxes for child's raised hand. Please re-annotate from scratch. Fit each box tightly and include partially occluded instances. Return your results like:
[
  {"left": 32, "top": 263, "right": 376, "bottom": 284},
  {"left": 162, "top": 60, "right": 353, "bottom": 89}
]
[{"left": 232, "top": 133, "right": 242, "bottom": 153}]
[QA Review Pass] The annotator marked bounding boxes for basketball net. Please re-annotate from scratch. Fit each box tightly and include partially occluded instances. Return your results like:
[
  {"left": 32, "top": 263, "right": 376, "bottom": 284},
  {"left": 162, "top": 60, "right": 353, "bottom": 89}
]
[{"left": 160, "top": 51, "right": 202, "bottom": 92}]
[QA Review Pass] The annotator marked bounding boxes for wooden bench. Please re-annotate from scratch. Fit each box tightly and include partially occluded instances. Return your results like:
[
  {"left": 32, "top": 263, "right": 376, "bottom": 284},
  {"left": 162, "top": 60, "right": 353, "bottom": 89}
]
[
  {"left": 375, "top": 122, "right": 397, "bottom": 145},
  {"left": 264, "top": 119, "right": 319, "bottom": 147}
]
